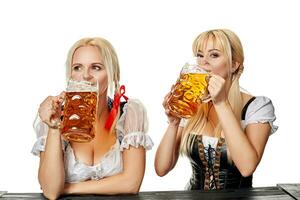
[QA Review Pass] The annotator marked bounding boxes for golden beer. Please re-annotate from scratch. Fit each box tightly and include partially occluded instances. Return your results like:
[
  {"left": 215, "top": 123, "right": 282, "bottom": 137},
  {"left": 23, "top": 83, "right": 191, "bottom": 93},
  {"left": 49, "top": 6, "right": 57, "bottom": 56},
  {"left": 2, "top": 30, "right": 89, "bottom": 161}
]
[
  {"left": 167, "top": 58, "right": 209, "bottom": 118},
  {"left": 60, "top": 81, "right": 98, "bottom": 143}
]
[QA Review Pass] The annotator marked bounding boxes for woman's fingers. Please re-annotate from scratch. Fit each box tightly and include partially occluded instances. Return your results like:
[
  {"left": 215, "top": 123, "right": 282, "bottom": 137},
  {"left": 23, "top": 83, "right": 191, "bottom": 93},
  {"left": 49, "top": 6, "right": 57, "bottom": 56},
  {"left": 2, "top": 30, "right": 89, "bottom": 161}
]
[
  {"left": 53, "top": 92, "right": 65, "bottom": 104},
  {"left": 163, "top": 90, "right": 173, "bottom": 108},
  {"left": 162, "top": 85, "right": 182, "bottom": 123},
  {"left": 206, "top": 74, "right": 228, "bottom": 104},
  {"left": 57, "top": 92, "right": 65, "bottom": 102},
  {"left": 165, "top": 108, "right": 170, "bottom": 115},
  {"left": 39, "top": 93, "right": 65, "bottom": 127}
]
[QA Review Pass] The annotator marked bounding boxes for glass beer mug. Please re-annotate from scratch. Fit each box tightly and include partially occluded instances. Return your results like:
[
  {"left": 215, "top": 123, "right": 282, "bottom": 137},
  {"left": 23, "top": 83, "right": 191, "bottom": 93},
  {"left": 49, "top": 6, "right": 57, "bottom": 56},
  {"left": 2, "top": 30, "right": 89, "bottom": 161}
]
[
  {"left": 60, "top": 80, "right": 98, "bottom": 143},
  {"left": 167, "top": 57, "right": 210, "bottom": 118}
]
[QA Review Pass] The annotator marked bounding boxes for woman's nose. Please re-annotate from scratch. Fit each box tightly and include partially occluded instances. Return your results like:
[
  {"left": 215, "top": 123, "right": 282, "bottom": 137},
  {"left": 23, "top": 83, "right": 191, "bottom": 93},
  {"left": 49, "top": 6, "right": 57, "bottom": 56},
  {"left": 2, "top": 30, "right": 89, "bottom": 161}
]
[
  {"left": 83, "top": 69, "right": 93, "bottom": 81},
  {"left": 198, "top": 57, "right": 210, "bottom": 71}
]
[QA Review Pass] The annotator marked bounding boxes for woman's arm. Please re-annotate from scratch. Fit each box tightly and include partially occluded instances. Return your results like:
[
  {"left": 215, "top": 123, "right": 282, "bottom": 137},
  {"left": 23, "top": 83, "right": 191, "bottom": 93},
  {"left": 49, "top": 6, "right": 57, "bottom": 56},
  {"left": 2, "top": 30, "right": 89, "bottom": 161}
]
[
  {"left": 63, "top": 146, "right": 145, "bottom": 195},
  {"left": 154, "top": 123, "right": 183, "bottom": 176},
  {"left": 214, "top": 101, "right": 270, "bottom": 177},
  {"left": 209, "top": 74, "right": 270, "bottom": 177},
  {"left": 39, "top": 129, "right": 65, "bottom": 200},
  {"left": 37, "top": 94, "right": 66, "bottom": 199},
  {"left": 154, "top": 90, "right": 183, "bottom": 176}
]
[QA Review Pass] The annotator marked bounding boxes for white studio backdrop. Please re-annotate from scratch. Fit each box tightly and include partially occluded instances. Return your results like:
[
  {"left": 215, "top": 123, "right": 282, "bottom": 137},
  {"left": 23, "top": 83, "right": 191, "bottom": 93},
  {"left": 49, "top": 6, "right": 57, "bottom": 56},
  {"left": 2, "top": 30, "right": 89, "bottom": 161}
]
[{"left": 0, "top": 0, "right": 299, "bottom": 193}]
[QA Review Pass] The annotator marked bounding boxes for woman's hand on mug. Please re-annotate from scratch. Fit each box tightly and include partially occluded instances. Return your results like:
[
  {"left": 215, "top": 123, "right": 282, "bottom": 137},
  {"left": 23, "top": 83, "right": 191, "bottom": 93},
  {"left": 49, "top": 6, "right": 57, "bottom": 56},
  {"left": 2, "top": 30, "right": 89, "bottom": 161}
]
[
  {"left": 162, "top": 86, "right": 181, "bottom": 126},
  {"left": 207, "top": 74, "right": 227, "bottom": 105},
  {"left": 38, "top": 92, "right": 65, "bottom": 129}
]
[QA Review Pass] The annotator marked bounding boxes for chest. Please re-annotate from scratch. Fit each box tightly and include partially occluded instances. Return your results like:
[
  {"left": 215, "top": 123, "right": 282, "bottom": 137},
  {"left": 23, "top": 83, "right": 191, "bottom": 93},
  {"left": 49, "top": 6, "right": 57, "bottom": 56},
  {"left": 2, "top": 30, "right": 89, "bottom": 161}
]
[{"left": 70, "top": 131, "right": 117, "bottom": 166}]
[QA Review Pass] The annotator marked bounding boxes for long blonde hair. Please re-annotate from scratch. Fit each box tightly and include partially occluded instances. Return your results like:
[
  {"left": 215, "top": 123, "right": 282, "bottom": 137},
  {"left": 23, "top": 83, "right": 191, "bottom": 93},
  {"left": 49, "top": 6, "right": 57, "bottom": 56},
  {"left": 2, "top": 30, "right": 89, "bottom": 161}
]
[
  {"left": 180, "top": 29, "right": 245, "bottom": 155},
  {"left": 65, "top": 37, "right": 121, "bottom": 133}
]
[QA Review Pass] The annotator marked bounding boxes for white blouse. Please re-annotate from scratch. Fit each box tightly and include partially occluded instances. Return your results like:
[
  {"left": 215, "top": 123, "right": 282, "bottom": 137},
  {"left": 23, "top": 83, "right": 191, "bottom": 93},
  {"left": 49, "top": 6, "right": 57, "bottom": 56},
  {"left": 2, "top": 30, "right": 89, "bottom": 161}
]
[
  {"left": 240, "top": 96, "right": 278, "bottom": 134},
  {"left": 31, "top": 99, "right": 154, "bottom": 183},
  {"left": 180, "top": 96, "right": 278, "bottom": 150},
  {"left": 179, "top": 96, "right": 278, "bottom": 134}
]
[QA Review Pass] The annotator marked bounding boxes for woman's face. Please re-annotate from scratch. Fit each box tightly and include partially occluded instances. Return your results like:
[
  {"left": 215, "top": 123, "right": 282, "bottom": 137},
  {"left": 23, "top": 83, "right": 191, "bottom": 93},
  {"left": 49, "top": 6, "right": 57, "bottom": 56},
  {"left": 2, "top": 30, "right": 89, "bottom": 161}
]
[
  {"left": 71, "top": 45, "right": 108, "bottom": 95},
  {"left": 196, "top": 38, "right": 231, "bottom": 80}
]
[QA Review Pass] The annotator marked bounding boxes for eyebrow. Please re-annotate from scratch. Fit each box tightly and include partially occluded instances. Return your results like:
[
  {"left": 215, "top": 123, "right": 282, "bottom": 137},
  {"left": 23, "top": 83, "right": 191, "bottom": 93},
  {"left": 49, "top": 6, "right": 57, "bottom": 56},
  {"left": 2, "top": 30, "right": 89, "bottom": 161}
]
[
  {"left": 198, "top": 49, "right": 221, "bottom": 53},
  {"left": 71, "top": 63, "right": 81, "bottom": 66},
  {"left": 91, "top": 62, "right": 104, "bottom": 66},
  {"left": 72, "top": 62, "right": 104, "bottom": 66}
]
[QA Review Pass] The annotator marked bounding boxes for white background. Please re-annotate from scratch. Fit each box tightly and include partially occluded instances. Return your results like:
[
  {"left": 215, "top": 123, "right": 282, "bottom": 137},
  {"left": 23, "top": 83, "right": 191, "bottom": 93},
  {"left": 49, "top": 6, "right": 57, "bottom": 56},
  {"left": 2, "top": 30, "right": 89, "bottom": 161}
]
[{"left": 0, "top": 0, "right": 299, "bottom": 193}]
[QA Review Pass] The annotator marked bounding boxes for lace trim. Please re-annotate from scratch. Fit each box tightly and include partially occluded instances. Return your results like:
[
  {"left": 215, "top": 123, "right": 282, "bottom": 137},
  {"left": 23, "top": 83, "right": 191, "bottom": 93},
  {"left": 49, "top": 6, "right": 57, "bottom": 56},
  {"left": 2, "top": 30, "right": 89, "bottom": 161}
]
[
  {"left": 115, "top": 99, "right": 149, "bottom": 140},
  {"left": 31, "top": 136, "right": 47, "bottom": 156},
  {"left": 197, "top": 136, "right": 225, "bottom": 190},
  {"left": 120, "top": 132, "right": 154, "bottom": 151},
  {"left": 31, "top": 135, "right": 67, "bottom": 156},
  {"left": 67, "top": 140, "right": 119, "bottom": 167},
  {"left": 245, "top": 120, "right": 278, "bottom": 134}
]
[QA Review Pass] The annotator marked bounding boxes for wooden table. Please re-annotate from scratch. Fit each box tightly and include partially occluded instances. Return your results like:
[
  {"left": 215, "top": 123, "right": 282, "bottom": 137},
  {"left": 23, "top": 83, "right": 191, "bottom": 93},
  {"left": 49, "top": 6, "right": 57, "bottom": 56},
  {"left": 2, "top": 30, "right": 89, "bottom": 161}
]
[
  {"left": 1, "top": 184, "right": 299, "bottom": 199},
  {"left": 277, "top": 183, "right": 300, "bottom": 199}
]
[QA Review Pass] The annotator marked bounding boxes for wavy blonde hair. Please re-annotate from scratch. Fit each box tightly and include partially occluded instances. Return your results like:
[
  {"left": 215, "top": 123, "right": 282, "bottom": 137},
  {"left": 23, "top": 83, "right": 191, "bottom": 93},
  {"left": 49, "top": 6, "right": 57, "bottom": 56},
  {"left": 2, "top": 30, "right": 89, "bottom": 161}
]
[
  {"left": 65, "top": 37, "right": 121, "bottom": 132},
  {"left": 180, "top": 29, "right": 245, "bottom": 155}
]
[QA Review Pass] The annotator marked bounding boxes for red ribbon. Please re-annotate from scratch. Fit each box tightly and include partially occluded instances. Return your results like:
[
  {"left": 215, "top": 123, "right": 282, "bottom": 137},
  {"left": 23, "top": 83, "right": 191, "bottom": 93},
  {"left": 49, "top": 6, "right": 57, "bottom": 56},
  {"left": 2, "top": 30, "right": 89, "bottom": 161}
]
[{"left": 105, "top": 85, "right": 128, "bottom": 130}]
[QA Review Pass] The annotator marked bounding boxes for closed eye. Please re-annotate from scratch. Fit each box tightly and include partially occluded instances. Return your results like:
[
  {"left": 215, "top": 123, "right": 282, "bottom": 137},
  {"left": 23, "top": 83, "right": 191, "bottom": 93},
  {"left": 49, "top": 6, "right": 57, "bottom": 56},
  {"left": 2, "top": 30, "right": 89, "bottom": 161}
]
[
  {"left": 196, "top": 53, "right": 204, "bottom": 58},
  {"left": 210, "top": 53, "right": 219, "bottom": 58}
]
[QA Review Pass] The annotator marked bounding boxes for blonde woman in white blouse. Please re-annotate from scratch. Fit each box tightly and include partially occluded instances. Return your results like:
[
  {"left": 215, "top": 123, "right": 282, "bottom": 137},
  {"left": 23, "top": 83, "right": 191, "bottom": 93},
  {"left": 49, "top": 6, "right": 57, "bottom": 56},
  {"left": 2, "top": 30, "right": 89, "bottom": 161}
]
[
  {"left": 155, "top": 29, "right": 277, "bottom": 190},
  {"left": 32, "top": 37, "right": 153, "bottom": 199}
]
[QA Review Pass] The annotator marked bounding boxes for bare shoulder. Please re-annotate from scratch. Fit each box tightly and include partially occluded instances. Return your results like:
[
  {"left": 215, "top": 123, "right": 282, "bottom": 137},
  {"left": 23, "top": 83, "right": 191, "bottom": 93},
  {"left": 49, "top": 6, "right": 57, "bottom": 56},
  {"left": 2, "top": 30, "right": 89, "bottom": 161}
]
[{"left": 241, "top": 92, "right": 255, "bottom": 107}]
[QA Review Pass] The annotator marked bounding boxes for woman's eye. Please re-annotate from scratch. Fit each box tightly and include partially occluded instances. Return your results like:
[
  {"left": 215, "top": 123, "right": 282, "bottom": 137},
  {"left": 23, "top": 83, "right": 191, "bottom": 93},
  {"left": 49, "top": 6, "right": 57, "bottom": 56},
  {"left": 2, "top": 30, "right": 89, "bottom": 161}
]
[
  {"left": 210, "top": 53, "right": 219, "bottom": 58},
  {"left": 73, "top": 65, "right": 81, "bottom": 71},
  {"left": 197, "top": 53, "right": 204, "bottom": 58},
  {"left": 92, "top": 65, "right": 102, "bottom": 71}
]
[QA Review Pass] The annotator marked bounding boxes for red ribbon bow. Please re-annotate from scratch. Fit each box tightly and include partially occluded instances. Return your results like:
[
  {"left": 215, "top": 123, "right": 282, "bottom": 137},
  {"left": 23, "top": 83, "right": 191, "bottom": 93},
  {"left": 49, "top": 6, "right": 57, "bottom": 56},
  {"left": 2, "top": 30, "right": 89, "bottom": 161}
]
[{"left": 105, "top": 85, "right": 128, "bottom": 130}]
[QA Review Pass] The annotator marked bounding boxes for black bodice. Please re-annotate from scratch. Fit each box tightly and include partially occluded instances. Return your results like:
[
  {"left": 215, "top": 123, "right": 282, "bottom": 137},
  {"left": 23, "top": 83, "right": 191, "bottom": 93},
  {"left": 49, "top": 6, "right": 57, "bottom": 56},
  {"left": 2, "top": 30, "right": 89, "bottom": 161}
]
[
  {"left": 186, "top": 97, "right": 256, "bottom": 190},
  {"left": 186, "top": 134, "right": 252, "bottom": 190}
]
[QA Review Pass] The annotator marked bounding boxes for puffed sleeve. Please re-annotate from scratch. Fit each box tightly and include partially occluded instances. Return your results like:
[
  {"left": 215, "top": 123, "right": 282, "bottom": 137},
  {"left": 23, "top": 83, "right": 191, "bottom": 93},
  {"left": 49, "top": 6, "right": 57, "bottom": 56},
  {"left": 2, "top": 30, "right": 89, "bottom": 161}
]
[
  {"left": 116, "top": 99, "right": 154, "bottom": 151},
  {"left": 31, "top": 114, "right": 68, "bottom": 156},
  {"left": 244, "top": 96, "right": 278, "bottom": 135}
]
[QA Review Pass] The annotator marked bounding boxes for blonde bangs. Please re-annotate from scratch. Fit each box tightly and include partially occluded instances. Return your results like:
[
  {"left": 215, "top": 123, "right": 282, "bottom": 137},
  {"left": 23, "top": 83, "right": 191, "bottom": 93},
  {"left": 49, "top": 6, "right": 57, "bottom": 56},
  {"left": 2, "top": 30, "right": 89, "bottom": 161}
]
[{"left": 192, "top": 30, "right": 232, "bottom": 68}]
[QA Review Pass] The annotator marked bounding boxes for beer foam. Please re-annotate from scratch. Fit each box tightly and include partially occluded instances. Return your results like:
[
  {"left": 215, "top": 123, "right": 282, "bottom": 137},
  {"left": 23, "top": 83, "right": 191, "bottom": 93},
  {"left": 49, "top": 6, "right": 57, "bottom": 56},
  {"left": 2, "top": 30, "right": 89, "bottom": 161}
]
[
  {"left": 181, "top": 57, "right": 208, "bottom": 75},
  {"left": 66, "top": 80, "right": 98, "bottom": 92},
  {"left": 181, "top": 63, "right": 208, "bottom": 74}
]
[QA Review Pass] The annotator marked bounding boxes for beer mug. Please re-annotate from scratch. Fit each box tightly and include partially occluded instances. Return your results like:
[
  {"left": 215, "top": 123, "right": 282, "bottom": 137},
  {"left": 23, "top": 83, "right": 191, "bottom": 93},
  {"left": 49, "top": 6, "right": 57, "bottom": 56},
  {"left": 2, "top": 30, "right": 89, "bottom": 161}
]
[
  {"left": 167, "top": 57, "right": 210, "bottom": 118},
  {"left": 60, "top": 80, "right": 98, "bottom": 143}
]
